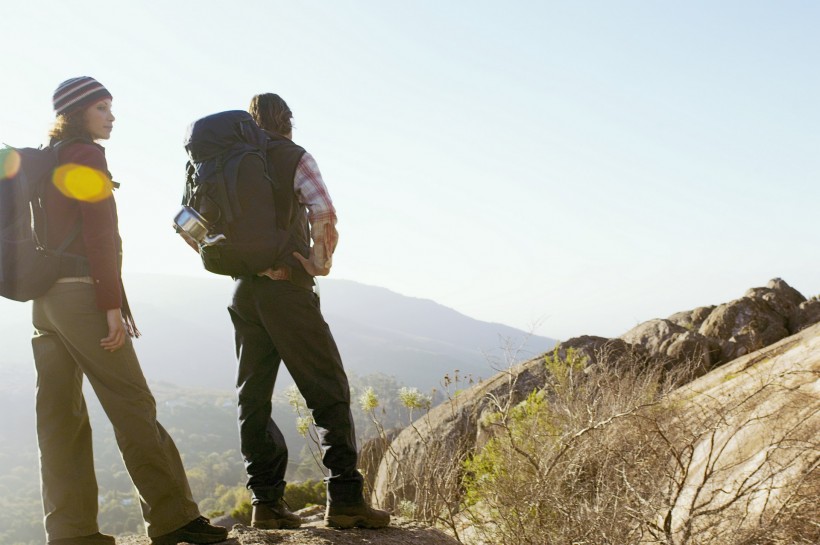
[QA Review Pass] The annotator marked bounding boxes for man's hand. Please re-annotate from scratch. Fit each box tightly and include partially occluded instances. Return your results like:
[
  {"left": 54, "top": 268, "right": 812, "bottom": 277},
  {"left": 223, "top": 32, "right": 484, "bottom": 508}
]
[
  {"left": 101, "top": 308, "right": 126, "bottom": 352},
  {"left": 293, "top": 249, "right": 331, "bottom": 276},
  {"left": 258, "top": 266, "right": 290, "bottom": 280}
]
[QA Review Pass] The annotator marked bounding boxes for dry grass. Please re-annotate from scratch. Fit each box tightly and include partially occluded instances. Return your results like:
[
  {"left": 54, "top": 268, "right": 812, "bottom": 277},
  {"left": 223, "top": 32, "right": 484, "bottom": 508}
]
[{"left": 458, "top": 345, "right": 819, "bottom": 544}]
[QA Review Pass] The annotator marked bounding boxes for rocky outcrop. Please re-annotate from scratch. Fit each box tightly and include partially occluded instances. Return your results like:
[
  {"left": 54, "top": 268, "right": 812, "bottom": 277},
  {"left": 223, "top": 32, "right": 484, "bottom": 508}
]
[
  {"left": 370, "top": 278, "right": 820, "bottom": 521},
  {"left": 697, "top": 296, "right": 790, "bottom": 362},
  {"left": 744, "top": 277, "right": 806, "bottom": 322},
  {"left": 369, "top": 353, "right": 551, "bottom": 508},
  {"left": 552, "top": 334, "right": 638, "bottom": 364},
  {"left": 624, "top": 278, "right": 813, "bottom": 368},
  {"left": 791, "top": 297, "right": 820, "bottom": 333},
  {"left": 657, "top": 321, "right": 820, "bottom": 541},
  {"left": 667, "top": 305, "right": 715, "bottom": 331},
  {"left": 115, "top": 518, "right": 460, "bottom": 545},
  {"left": 620, "top": 318, "right": 719, "bottom": 370}
]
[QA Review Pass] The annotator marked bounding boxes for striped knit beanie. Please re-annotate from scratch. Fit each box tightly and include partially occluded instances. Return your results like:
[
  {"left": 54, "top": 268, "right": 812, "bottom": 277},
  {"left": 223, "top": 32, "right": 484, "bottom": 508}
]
[{"left": 52, "top": 76, "right": 112, "bottom": 116}]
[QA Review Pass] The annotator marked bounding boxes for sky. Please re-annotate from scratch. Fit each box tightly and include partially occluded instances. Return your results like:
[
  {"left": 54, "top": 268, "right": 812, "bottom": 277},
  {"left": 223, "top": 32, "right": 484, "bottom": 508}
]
[{"left": 1, "top": 1, "right": 818, "bottom": 340}]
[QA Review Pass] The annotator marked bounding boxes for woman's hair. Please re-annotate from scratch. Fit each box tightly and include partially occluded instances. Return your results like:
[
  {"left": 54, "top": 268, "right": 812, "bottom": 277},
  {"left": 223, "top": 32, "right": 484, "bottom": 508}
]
[
  {"left": 48, "top": 108, "right": 92, "bottom": 141},
  {"left": 249, "top": 93, "right": 293, "bottom": 136}
]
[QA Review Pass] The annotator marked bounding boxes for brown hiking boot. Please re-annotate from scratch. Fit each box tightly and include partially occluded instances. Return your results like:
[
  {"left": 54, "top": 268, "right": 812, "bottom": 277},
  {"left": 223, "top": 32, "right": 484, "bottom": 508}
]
[
  {"left": 325, "top": 502, "right": 390, "bottom": 529},
  {"left": 252, "top": 500, "right": 302, "bottom": 529},
  {"left": 48, "top": 533, "right": 115, "bottom": 545},
  {"left": 150, "top": 516, "right": 228, "bottom": 545}
]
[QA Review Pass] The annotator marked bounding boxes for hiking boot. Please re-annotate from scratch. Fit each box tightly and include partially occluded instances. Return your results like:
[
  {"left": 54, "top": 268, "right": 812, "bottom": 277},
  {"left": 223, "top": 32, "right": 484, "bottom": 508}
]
[
  {"left": 48, "top": 533, "right": 116, "bottom": 545},
  {"left": 252, "top": 499, "right": 302, "bottom": 529},
  {"left": 325, "top": 502, "right": 390, "bottom": 529},
  {"left": 150, "top": 516, "right": 228, "bottom": 545}
]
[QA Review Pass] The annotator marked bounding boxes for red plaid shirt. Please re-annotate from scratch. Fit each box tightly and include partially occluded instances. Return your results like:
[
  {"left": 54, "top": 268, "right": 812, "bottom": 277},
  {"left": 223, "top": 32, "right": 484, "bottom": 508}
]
[
  {"left": 263, "top": 152, "right": 338, "bottom": 280},
  {"left": 296, "top": 152, "right": 336, "bottom": 227}
]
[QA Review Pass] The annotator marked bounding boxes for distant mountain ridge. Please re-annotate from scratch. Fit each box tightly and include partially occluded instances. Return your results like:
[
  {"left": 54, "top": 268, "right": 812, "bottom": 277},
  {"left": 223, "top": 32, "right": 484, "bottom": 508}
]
[
  {"left": 318, "top": 279, "right": 555, "bottom": 389},
  {"left": 0, "top": 274, "right": 557, "bottom": 392}
]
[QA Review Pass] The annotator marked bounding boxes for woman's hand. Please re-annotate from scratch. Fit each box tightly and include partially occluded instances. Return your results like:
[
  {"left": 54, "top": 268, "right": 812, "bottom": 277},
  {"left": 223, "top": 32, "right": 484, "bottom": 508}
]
[{"left": 101, "top": 308, "right": 127, "bottom": 352}]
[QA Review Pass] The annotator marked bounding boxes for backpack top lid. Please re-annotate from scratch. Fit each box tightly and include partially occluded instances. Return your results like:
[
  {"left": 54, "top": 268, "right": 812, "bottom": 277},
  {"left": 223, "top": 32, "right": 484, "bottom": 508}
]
[
  {"left": 183, "top": 110, "right": 269, "bottom": 200},
  {"left": 182, "top": 111, "right": 271, "bottom": 224},
  {"left": 184, "top": 110, "right": 267, "bottom": 164}
]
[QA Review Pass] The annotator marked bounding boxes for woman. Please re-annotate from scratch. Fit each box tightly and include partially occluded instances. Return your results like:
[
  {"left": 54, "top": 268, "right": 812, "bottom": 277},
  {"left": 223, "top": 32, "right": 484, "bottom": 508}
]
[{"left": 33, "top": 77, "right": 227, "bottom": 545}]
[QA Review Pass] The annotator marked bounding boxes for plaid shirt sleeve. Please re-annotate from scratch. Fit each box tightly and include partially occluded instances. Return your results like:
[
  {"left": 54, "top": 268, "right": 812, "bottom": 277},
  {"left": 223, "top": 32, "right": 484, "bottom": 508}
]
[
  {"left": 294, "top": 152, "right": 336, "bottom": 224},
  {"left": 294, "top": 152, "right": 339, "bottom": 267}
]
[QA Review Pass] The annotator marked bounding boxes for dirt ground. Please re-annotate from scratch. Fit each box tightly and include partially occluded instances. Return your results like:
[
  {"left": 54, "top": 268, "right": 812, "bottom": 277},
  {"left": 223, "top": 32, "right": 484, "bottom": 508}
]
[{"left": 115, "top": 518, "right": 460, "bottom": 545}]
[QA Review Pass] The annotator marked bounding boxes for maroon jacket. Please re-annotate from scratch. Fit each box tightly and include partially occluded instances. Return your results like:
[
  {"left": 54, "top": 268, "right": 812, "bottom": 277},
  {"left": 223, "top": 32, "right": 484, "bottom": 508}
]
[{"left": 44, "top": 141, "right": 122, "bottom": 310}]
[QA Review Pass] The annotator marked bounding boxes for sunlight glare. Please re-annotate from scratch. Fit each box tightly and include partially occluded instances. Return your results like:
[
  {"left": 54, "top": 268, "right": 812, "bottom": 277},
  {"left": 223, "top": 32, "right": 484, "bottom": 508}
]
[
  {"left": 0, "top": 148, "right": 21, "bottom": 181},
  {"left": 52, "top": 163, "right": 113, "bottom": 202}
]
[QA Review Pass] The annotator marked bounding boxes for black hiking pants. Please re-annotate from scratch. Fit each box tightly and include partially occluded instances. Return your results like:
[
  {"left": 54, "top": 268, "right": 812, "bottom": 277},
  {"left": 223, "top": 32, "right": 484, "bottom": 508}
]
[{"left": 228, "top": 276, "right": 364, "bottom": 505}]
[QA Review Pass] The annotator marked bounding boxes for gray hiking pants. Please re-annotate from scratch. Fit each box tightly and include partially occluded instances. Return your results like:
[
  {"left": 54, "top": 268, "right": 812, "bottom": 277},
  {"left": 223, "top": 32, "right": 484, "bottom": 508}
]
[{"left": 31, "top": 281, "right": 199, "bottom": 541}]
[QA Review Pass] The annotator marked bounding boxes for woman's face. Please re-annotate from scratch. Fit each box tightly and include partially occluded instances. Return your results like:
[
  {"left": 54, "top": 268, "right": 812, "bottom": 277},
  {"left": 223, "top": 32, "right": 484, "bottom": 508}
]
[{"left": 84, "top": 99, "right": 115, "bottom": 140}]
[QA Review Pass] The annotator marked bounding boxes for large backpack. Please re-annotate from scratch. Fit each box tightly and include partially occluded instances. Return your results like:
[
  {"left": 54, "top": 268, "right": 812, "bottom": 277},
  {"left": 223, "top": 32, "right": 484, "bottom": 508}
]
[
  {"left": 179, "top": 110, "right": 290, "bottom": 277},
  {"left": 0, "top": 141, "right": 83, "bottom": 302}
]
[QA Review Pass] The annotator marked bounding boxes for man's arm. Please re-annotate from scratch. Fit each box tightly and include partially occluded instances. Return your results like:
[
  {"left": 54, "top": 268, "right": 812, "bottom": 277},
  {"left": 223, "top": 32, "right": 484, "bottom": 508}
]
[{"left": 292, "top": 152, "right": 338, "bottom": 276}]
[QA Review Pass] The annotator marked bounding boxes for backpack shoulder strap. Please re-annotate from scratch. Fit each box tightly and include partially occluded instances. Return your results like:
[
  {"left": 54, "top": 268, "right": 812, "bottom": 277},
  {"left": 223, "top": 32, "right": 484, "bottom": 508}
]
[
  {"left": 219, "top": 148, "right": 270, "bottom": 224},
  {"left": 53, "top": 220, "right": 83, "bottom": 255},
  {"left": 37, "top": 139, "right": 87, "bottom": 254},
  {"left": 215, "top": 155, "right": 236, "bottom": 223}
]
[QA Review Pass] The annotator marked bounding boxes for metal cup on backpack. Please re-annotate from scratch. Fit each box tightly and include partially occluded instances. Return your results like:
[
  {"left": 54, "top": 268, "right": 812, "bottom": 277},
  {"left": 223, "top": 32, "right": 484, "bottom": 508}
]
[{"left": 173, "top": 206, "right": 226, "bottom": 247}]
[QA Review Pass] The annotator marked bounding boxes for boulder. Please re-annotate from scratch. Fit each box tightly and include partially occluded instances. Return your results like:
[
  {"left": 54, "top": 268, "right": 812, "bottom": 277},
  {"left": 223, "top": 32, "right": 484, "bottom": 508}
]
[
  {"left": 665, "top": 330, "right": 722, "bottom": 373},
  {"left": 621, "top": 319, "right": 687, "bottom": 353},
  {"left": 658, "top": 322, "right": 820, "bottom": 541},
  {"left": 667, "top": 306, "right": 715, "bottom": 331},
  {"left": 359, "top": 429, "right": 399, "bottom": 495},
  {"left": 370, "top": 334, "right": 648, "bottom": 510},
  {"left": 370, "top": 353, "right": 551, "bottom": 510},
  {"left": 368, "top": 279, "right": 817, "bottom": 542},
  {"left": 554, "top": 335, "right": 638, "bottom": 365},
  {"left": 789, "top": 297, "right": 820, "bottom": 333},
  {"left": 744, "top": 278, "right": 806, "bottom": 329},
  {"left": 620, "top": 319, "right": 719, "bottom": 370},
  {"left": 698, "top": 297, "right": 789, "bottom": 363}
]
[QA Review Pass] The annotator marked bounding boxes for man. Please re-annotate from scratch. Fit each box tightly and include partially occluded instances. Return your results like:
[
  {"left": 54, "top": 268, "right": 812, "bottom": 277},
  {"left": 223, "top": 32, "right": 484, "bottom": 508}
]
[{"left": 180, "top": 95, "right": 389, "bottom": 530}]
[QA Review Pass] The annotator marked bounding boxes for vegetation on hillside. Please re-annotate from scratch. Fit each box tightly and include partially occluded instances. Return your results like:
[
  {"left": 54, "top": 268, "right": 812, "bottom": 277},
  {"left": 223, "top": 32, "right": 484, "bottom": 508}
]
[
  {"left": 4, "top": 324, "right": 815, "bottom": 545},
  {"left": 0, "top": 372, "right": 414, "bottom": 545},
  {"left": 368, "top": 345, "right": 819, "bottom": 545}
]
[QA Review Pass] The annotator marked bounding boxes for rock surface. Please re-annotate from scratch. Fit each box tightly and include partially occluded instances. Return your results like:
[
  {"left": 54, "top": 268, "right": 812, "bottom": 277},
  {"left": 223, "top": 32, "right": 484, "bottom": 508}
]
[
  {"left": 698, "top": 295, "right": 790, "bottom": 362},
  {"left": 620, "top": 318, "right": 719, "bottom": 369},
  {"left": 623, "top": 278, "right": 812, "bottom": 367},
  {"left": 115, "top": 519, "right": 460, "bottom": 545},
  {"left": 370, "top": 278, "right": 820, "bottom": 513},
  {"left": 791, "top": 297, "right": 820, "bottom": 333},
  {"left": 659, "top": 321, "right": 820, "bottom": 539},
  {"left": 666, "top": 305, "right": 715, "bottom": 331}
]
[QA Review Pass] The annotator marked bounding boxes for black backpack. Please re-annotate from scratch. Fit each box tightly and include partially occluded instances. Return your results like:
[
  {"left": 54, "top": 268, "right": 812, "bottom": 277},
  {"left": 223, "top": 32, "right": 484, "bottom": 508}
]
[
  {"left": 180, "top": 111, "right": 290, "bottom": 277},
  {"left": 0, "top": 141, "right": 83, "bottom": 302}
]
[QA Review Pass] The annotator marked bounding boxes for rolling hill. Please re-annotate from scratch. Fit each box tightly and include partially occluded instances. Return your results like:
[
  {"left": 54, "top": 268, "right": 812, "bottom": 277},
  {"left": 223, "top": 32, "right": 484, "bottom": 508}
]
[{"left": 0, "top": 274, "right": 556, "bottom": 393}]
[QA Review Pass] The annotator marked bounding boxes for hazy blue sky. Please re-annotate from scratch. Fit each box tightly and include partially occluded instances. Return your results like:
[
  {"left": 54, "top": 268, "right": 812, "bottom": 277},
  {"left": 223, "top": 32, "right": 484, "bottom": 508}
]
[{"left": 2, "top": 1, "right": 818, "bottom": 339}]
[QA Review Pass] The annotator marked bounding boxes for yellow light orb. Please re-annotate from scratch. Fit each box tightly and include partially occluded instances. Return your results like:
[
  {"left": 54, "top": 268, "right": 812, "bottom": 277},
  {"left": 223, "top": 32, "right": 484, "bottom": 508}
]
[
  {"left": 0, "top": 148, "right": 21, "bottom": 181},
  {"left": 52, "top": 163, "right": 113, "bottom": 203}
]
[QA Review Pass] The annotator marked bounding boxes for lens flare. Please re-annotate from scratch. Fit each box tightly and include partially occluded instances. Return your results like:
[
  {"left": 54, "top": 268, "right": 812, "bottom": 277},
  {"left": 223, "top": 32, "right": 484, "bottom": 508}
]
[
  {"left": 52, "top": 163, "right": 113, "bottom": 202},
  {"left": 0, "top": 148, "right": 21, "bottom": 181}
]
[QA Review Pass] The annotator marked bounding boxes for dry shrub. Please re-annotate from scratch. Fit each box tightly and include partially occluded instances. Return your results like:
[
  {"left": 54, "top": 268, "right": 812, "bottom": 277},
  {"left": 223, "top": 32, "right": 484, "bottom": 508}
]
[
  {"left": 461, "top": 347, "right": 819, "bottom": 545},
  {"left": 360, "top": 384, "right": 472, "bottom": 542}
]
